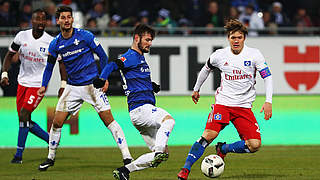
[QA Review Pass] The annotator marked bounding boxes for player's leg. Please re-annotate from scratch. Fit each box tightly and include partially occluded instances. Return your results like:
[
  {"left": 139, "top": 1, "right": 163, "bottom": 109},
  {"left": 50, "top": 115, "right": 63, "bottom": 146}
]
[
  {"left": 39, "top": 84, "right": 76, "bottom": 171},
  {"left": 217, "top": 107, "right": 261, "bottom": 155},
  {"left": 178, "top": 104, "right": 229, "bottom": 180},
  {"left": 87, "top": 85, "right": 132, "bottom": 163}
]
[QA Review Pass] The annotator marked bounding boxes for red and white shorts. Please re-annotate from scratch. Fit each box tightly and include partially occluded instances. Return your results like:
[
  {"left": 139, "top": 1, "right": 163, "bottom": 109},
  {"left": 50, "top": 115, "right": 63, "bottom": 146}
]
[
  {"left": 205, "top": 104, "right": 261, "bottom": 140},
  {"left": 16, "top": 84, "right": 44, "bottom": 116}
]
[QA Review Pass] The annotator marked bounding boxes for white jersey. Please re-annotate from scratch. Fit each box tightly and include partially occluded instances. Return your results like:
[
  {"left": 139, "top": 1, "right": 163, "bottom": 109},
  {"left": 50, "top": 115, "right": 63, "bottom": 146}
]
[
  {"left": 207, "top": 45, "right": 269, "bottom": 108},
  {"left": 9, "top": 29, "right": 53, "bottom": 87}
]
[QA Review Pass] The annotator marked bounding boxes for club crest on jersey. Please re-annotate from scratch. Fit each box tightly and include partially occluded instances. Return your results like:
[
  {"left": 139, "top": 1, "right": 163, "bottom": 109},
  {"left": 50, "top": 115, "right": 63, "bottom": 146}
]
[
  {"left": 244, "top": 60, "right": 251, "bottom": 66},
  {"left": 120, "top": 56, "right": 126, "bottom": 62},
  {"left": 40, "top": 47, "right": 46, "bottom": 52},
  {"left": 74, "top": 38, "right": 80, "bottom": 45},
  {"left": 214, "top": 113, "right": 222, "bottom": 120}
]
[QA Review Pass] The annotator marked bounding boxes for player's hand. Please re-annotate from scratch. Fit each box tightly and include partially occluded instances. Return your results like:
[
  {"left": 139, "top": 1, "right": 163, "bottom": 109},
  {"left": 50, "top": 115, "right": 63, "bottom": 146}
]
[
  {"left": 58, "top": 88, "right": 64, "bottom": 98},
  {"left": 260, "top": 102, "right": 272, "bottom": 120},
  {"left": 0, "top": 77, "right": 9, "bottom": 86},
  {"left": 93, "top": 78, "right": 106, "bottom": 88},
  {"left": 192, "top": 91, "right": 200, "bottom": 104},
  {"left": 102, "top": 80, "right": 109, "bottom": 93},
  {"left": 37, "top": 86, "right": 46, "bottom": 97},
  {"left": 152, "top": 82, "right": 160, "bottom": 93}
]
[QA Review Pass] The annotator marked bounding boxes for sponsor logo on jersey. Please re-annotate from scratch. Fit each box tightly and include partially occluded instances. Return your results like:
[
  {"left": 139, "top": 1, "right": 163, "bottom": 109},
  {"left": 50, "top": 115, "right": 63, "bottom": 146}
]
[
  {"left": 214, "top": 113, "right": 222, "bottom": 120},
  {"left": 244, "top": 60, "right": 251, "bottom": 66},
  {"left": 74, "top": 38, "right": 80, "bottom": 45},
  {"left": 93, "top": 37, "right": 100, "bottom": 46},
  {"left": 62, "top": 48, "right": 84, "bottom": 57},
  {"left": 120, "top": 56, "right": 126, "bottom": 62}
]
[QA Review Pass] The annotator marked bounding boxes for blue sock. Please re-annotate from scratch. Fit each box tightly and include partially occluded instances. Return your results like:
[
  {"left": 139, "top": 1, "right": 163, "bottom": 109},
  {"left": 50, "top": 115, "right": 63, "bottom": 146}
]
[
  {"left": 15, "top": 126, "right": 29, "bottom": 158},
  {"left": 222, "top": 140, "right": 250, "bottom": 153},
  {"left": 30, "top": 122, "right": 49, "bottom": 143},
  {"left": 183, "top": 137, "right": 208, "bottom": 171}
]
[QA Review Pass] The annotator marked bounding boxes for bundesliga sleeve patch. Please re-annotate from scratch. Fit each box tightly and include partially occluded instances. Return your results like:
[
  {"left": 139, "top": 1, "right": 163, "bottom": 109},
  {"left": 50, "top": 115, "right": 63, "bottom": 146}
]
[
  {"left": 93, "top": 37, "right": 100, "bottom": 46},
  {"left": 120, "top": 56, "right": 127, "bottom": 62},
  {"left": 259, "top": 67, "right": 271, "bottom": 79}
]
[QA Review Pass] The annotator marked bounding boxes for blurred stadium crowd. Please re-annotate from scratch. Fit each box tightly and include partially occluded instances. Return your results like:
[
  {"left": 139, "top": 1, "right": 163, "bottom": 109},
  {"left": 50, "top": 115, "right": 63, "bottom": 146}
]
[{"left": 0, "top": 0, "right": 319, "bottom": 36}]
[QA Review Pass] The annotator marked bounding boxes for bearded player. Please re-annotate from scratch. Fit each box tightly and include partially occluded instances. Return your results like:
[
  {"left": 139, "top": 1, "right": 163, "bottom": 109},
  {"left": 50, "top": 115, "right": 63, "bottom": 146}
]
[{"left": 177, "top": 19, "right": 273, "bottom": 179}]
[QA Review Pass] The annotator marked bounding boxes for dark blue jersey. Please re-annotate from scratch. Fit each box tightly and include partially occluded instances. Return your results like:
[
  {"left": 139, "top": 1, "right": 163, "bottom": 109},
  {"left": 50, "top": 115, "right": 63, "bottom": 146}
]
[
  {"left": 100, "top": 49, "right": 155, "bottom": 111},
  {"left": 48, "top": 28, "right": 106, "bottom": 85}
]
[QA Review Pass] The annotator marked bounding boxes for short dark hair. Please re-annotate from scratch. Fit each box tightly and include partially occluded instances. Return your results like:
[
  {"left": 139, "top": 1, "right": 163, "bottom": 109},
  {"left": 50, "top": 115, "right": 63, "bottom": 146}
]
[
  {"left": 56, "top": 6, "right": 73, "bottom": 19},
  {"left": 32, "top": 8, "right": 47, "bottom": 17},
  {"left": 133, "top": 24, "right": 155, "bottom": 40},
  {"left": 224, "top": 19, "right": 248, "bottom": 37}
]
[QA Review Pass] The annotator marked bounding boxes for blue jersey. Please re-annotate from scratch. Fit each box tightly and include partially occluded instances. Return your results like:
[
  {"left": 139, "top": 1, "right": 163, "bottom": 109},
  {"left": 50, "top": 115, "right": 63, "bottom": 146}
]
[
  {"left": 120, "top": 49, "right": 155, "bottom": 111},
  {"left": 49, "top": 28, "right": 102, "bottom": 85}
]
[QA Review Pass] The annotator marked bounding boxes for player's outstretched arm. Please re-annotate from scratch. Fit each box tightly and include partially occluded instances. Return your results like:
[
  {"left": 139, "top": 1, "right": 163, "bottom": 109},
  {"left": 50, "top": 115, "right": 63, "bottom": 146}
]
[
  {"left": 260, "top": 102, "right": 272, "bottom": 120},
  {"left": 1, "top": 51, "right": 16, "bottom": 86},
  {"left": 191, "top": 91, "right": 200, "bottom": 104}
]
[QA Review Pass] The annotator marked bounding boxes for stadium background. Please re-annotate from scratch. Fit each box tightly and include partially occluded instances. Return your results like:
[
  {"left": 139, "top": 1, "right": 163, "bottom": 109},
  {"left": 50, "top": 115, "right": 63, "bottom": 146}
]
[{"left": 0, "top": 0, "right": 319, "bottom": 148}]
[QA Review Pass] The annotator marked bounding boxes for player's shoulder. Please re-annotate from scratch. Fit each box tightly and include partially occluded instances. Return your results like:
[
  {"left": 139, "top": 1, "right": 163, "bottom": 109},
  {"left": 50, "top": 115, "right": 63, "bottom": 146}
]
[
  {"left": 76, "top": 28, "right": 94, "bottom": 36},
  {"left": 244, "top": 45, "right": 262, "bottom": 55},
  {"left": 210, "top": 47, "right": 228, "bottom": 58},
  {"left": 123, "top": 49, "right": 138, "bottom": 58},
  {"left": 42, "top": 31, "right": 54, "bottom": 41},
  {"left": 14, "top": 29, "right": 32, "bottom": 38}
]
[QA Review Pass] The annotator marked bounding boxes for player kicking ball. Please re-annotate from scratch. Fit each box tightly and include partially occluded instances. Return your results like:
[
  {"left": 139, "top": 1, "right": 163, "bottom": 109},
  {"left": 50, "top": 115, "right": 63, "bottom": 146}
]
[
  {"left": 1, "top": 9, "right": 55, "bottom": 164},
  {"left": 37, "top": 6, "right": 132, "bottom": 171},
  {"left": 93, "top": 24, "right": 175, "bottom": 180},
  {"left": 177, "top": 19, "right": 273, "bottom": 180}
]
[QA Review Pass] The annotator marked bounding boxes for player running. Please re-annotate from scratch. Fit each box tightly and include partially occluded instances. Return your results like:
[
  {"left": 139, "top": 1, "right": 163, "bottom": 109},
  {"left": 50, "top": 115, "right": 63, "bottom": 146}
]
[
  {"left": 177, "top": 19, "right": 273, "bottom": 180},
  {"left": 37, "top": 6, "right": 132, "bottom": 171},
  {"left": 93, "top": 24, "right": 175, "bottom": 180},
  {"left": 0, "top": 9, "right": 54, "bottom": 164}
]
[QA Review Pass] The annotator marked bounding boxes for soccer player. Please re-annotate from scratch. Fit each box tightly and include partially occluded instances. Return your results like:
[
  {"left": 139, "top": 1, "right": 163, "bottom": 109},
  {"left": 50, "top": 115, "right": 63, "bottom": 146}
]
[
  {"left": 0, "top": 9, "right": 53, "bottom": 164},
  {"left": 177, "top": 19, "right": 273, "bottom": 180},
  {"left": 93, "top": 24, "right": 175, "bottom": 180},
  {"left": 37, "top": 6, "right": 132, "bottom": 171}
]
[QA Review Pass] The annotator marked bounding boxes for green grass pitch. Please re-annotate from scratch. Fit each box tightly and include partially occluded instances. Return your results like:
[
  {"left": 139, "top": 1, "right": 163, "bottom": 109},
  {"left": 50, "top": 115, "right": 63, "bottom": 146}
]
[{"left": 1, "top": 146, "right": 320, "bottom": 179}]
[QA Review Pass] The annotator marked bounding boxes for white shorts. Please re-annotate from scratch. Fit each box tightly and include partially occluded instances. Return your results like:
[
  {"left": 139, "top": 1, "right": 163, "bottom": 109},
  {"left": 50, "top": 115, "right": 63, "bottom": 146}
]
[
  {"left": 56, "top": 84, "right": 111, "bottom": 115},
  {"left": 129, "top": 104, "right": 171, "bottom": 151}
]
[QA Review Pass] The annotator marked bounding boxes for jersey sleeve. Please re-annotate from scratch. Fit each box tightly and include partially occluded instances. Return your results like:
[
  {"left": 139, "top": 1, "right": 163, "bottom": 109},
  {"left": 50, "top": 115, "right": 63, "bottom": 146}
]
[
  {"left": 48, "top": 38, "right": 58, "bottom": 58},
  {"left": 206, "top": 51, "right": 220, "bottom": 70},
  {"left": 254, "top": 49, "right": 271, "bottom": 79},
  {"left": 83, "top": 30, "right": 100, "bottom": 49},
  {"left": 9, "top": 31, "right": 23, "bottom": 52},
  {"left": 119, "top": 55, "right": 139, "bottom": 69}
]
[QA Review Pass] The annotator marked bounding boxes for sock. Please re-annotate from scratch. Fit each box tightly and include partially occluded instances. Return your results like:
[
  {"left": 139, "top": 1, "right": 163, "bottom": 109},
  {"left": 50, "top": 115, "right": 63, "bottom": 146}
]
[
  {"left": 48, "top": 126, "right": 61, "bottom": 160},
  {"left": 107, "top": 121, "right": 132, "bottom": 160},
  {"left": 183, "top": 137, "right": 209, "bottom": 171},
  {"left": 154, "top": 119, "right": 175, "bottom": 152},
  {"left": 222, "top": 140, "right": 250, "bottom": 153},
  {"left": 15, "top": 122, "right": 30, "bottom": 158},
  {"left": 29, "top": 121, "right": 49, "bottom": 143},
  {"left": 126, "top": 152, "right": 156, "bottom": 172}
]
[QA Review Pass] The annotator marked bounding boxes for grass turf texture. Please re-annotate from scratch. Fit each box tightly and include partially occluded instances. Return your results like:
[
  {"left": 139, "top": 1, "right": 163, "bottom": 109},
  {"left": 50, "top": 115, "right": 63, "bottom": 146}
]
[{"left": 1, "top": 146, "right": 320, "bottom": 180}]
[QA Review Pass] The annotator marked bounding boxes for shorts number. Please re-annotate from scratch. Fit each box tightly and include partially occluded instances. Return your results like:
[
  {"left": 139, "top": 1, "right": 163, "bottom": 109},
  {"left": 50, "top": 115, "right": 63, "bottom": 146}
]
[
  {"left": 100, "top": 94, "right": 109, "bottom": 105},
  {"left": 27, "top": 95, "right": 35, "bottom": 104},
  {"left": 255, "top": 123, "right": 261, "bottom": 134}
]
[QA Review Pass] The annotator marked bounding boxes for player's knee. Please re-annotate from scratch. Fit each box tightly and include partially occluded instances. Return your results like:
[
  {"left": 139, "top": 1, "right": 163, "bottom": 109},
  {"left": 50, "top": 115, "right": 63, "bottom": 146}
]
[
  {"left": 247, "top": 140, "right": 261, "bottom": 152},
  {"left": 202, "top": 129, "right": 219, "bottom": 144},
  {"left": 19, "top": 108, "right": 31, "bottom": 123}
]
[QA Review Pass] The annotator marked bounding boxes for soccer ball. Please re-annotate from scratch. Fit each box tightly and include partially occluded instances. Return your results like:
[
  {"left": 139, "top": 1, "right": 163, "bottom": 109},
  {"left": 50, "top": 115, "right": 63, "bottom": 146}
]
[{"left": 201, "top": 154, "right": 225, "bottom": 178}]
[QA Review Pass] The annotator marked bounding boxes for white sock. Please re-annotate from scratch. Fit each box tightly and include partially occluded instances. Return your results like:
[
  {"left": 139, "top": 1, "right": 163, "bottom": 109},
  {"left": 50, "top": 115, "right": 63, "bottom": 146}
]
[
  {"left": 126, "top": 152, "right": 156, "bottom": 172},
  {"left": 107, "top": 121, "right": 132, "bottom": 160},
  {"left": 154, "top": 119, "right": 175, "bottom": 152},
  {"left": 48, "top": 126, "right": 61, "bottom": 160}
]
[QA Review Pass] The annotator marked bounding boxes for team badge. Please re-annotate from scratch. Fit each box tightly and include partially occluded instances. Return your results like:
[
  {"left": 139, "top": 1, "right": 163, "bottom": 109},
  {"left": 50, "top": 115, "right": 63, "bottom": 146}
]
[
  {"left": 120, "top": 56, "right": 127, "bottom": 62},
  {"left": 40, "top": 47, "right": 46, "bottom": 52},
  {"left": 214, "top": 113, "right": 222, "bottom": 120},
  {"left": 74, "top": 38, "right": 80, "bottom": 45},
  {"left": 244, "top": 60, "right": 251, "bottom": 66}
]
